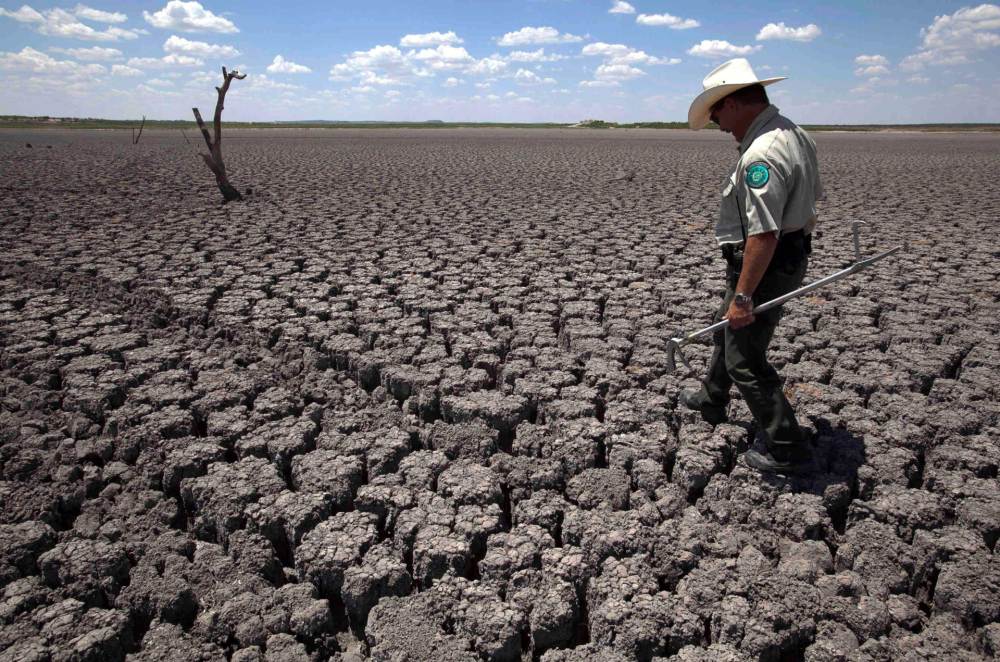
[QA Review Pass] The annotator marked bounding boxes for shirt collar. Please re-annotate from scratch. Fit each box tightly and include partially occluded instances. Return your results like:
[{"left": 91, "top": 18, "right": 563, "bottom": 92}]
[{"left": 738, "top": 104, "right": 780, "bottom": 154}]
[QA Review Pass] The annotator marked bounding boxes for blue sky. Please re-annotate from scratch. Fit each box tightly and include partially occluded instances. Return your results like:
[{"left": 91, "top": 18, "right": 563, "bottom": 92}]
[{"left": 2, "top": 1, "right": 999, "bottom": 123}]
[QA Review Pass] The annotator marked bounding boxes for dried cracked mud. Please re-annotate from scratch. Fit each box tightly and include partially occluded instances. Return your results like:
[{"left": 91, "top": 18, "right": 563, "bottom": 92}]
[{"left": 1, "top": 128, "right": 999, "bottom": 662}]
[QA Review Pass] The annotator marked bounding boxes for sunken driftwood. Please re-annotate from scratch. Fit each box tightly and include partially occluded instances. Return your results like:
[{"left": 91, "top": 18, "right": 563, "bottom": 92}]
[{"left": 192, "top": 66, "right": 246, "bottom": 202}]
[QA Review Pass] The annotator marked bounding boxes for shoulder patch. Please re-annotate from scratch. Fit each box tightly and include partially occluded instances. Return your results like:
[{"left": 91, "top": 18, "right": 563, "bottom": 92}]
[{"left": 745, "top": 161, "right": 770, "bottom": 189}]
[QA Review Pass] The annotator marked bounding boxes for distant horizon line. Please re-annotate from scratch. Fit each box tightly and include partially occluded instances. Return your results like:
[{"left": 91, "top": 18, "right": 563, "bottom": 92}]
[{"left": 2, "top": 115, "right": 999, "bottom": 131}]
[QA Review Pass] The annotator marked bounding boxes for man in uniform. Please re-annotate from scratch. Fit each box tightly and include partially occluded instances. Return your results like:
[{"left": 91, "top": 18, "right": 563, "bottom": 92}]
[{"left": 680, "top": 58, "right": 822, "bottom": 475}]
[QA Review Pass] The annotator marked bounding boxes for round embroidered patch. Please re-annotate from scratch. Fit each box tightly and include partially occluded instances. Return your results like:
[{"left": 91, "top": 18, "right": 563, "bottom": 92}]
[{"left": 746, "top": 162, "right": 770, "bottom": 189}]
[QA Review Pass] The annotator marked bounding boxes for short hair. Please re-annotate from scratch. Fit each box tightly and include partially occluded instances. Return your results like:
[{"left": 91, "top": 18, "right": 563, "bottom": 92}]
[{"left": 724, "top": 83, "right": 769, "bottom": 107}]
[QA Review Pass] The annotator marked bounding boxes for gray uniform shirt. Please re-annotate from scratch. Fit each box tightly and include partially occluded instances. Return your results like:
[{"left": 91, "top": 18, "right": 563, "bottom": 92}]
[{"left": 716, "top": 105, "right": 823, "bottom": 246}]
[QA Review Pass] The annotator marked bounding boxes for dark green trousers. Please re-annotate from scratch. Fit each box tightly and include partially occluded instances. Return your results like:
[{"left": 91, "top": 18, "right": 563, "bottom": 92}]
[{"left": 693, "top": 255, "right": 809, "bottom": 456}]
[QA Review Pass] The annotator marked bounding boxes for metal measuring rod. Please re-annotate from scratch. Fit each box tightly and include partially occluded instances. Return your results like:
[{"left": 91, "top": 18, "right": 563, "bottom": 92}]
[{"left": 665, "top": 221, "right": 903, "bottom": 373}]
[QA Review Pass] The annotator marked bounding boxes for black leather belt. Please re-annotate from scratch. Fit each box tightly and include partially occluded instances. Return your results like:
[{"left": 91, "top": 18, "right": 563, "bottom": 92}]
[{"left": 722, "top": 230, "right": 812, "bottom": 272}]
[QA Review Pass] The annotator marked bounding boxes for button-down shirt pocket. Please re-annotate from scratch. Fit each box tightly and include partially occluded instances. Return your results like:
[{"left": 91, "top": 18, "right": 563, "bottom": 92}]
[{"left": 715, "top": 170, "right": 745, "bottom": 245}]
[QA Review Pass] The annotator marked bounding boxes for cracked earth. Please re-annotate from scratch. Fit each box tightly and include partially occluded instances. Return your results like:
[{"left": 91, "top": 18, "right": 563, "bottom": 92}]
[{"left": 1, "top": 128, "right": 999, "bottom": 662}]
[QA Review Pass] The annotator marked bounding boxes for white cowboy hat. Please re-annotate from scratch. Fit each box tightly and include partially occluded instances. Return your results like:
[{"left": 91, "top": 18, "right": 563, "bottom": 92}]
[{"left": 688, "top": 58, "right": 786, "bottom": 130}]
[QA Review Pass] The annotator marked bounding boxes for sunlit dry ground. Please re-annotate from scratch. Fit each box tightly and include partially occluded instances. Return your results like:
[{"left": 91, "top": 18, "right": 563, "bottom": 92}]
[{"left": 1, "top": 128, "right": 999, "bottom": 662}]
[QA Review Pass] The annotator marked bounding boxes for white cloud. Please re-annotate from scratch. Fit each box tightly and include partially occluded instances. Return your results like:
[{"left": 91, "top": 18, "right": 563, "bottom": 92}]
[
  {"left": 508, "top": 48, "right": 566, "bottom": 62},
  {"left": 854, "top": 64, "right": 889, "bottom": 76},
  {"left": 504, "top": 91, "right": 518, "bottom": 97},
  {"left": 851, "top": 76, "right": 899, "bottom": 94},
  {"left": 400, "top": 31, "right": 463, "bottom": 48},
  {"left": 73, "top": 4, "right": 125, "bottom": 23},
  {"left": 755, "top": 22, "right": 821, "bottom": 42},
  {"left": 514, "top": 96, "right": 534, "bottom": 103},
  {"left": 143, "top": 1, "right": 238, "bottom": 33},
  {"left": 636, "top": 13, "right": 699, "bottom": 29},
  {"left": 497, "top": 26, "right": 584, "bottom": 46},
  {"left": 0, "top": 5, "right": 44, "bottom": 22},
  {"left": 243, "top": 73, "right": 303, "bottom": 92},
  {"left": 581, "top": 42, "right": 679, "bottom": 66},
  {"left": 329, "top": 44, "right": 430, "bottom": 84},
  {"left": 127, "top": 53, "right": 203, "bottom": 68},
  {"left": 514, "top": 68, "right": 555, "bottom": 84},
  {"left": 442, "top": 77, "right": 464, "bottom": 87},
  {"left": 595, "top": 63, "right": 645, "bottom": 80},
  {"left": 48, "top": 45, "right": 122, "bottom": 60},
  {"left": 898, "top": 6, "right": 1000, "bottom": 73},
  {"left": 465, "top": 55, "right": 508, "bottom": 77},
  {"left": 474, "top": 81, "right": 491, "bottom": 89},
  {"left": 385, "top": 89, "right": 402, "bottom": 97},
  {"left": 487, "top": 94, "right": 500, "bottom": 100},
  {"left": 163, "top": 35, "right": 240, "bottom": 58},
  {"left": 2, "top": 6, "right": 146, "bottom": 40},
  {"left": 855, "top": 54, "right": 889, "bottom": 67},
  {"left": 267, "top": 54, "right": 311, "bottom": 74},
  {"left": 907, "top": 75, "right": 931, "bottom": 83},
  {"left": 0, "top": 46, "right": 106, "bottom": 76},
  {"left": 920, "top": 4, "right": 1000, "bottom": 51},
  {"left": 608, "top": 1, "right": 635, "bottom": 14},
  {"left": 412, "top": 44, "right": 476, "bottom": 71},
  {"left": 686, "top": 40, "right": 762, "bottom": 58},
  {"left": 900, "top": 50, "right": 970, "bottom": 71},
  {"left": 146, "top": 77, "right": 173, "bottom": 87},
  {"left": 579, "top": 79, "right": 620, "bottom": 87},
  {"left": 110, "top": 63, "right": 143, "bottom": 76}
]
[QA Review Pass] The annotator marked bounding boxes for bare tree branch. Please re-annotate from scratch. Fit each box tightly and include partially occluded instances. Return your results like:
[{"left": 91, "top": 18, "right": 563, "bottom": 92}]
[
  {"left": 192, "top": 67, "right": 245, "bottom": 202},
  {"left": 133, "top": 115, "right": 145, "bottom": 145}
]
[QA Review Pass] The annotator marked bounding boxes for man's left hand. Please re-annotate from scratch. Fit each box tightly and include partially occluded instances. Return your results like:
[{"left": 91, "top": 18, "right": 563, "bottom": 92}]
[{"left": 724, "top": 298, "right": 755, "bottom": 329}]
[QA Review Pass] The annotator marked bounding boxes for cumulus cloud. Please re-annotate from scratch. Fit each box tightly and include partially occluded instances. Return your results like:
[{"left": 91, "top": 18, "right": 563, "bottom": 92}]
[
  {"left": 755, "top": 22, "right": 821, "bottom": 42},
  {"left": 146, "top": 77, "right": 173, "bottom": 86},
  {"left": 636, "top": 13, "right": 699, "bottom": 29},
  {"left": 514, "top": 68, "right": 556, "bottom": 84},
  {"left": 267, "top": 54, "right": 311, "bottom": 74},
  {"left": 579, "top": 79, "right": 620, "bottom": 87},
  {"left": 854, "top": 64, "right": 889, "bottom": 76},
  {"left": 411, "top": 44, "right": 476, "bottom": 71},
  {"left": 581, "top": 42, "right": 680, "bottom": 66},
  {"left": 72, "top": 4, "right": 125, "bottom": 22},
  {"left": 329, "top": 44, "right": 430, "bottom": 85},
  {"left": 0, "top": 5, "right": 44, "bottom": 22},
  {"left": 686, "top": 40, "right": 762, "bottom": 58},
  {"left": 127, "top": 53, "right": 203, "bottom": 68},
  {"left": 855, "top": 54, "right": 889, "bottom": 67},
  {"left": 143, "top": 0, "right": 238, "bottom": 33},
  {"left": 594, "top": 63, "right": 645, "bottom": 80},
  {"left": 465, "top": 55, "right": 508, "bottom": 76},
  {"left": 920, "top": 4, "right": 1000, "bottom": 51},
  {"left": 0, "top": 5, "right": 145, "bottom": 40},
  {"left": 907, "top": 75, "right": 931, "bottom": 83},
  {"left": 900, "top": 49, "right": 970, "bottom": 71},
  {"left": 441, "top": 76, "right": 463, "bottom": 87},
  {"left": 508, "top": 48, "right": 566, "bottom": 62},
  {"left": 0, "top": 45, "right": 106, "bottom": 76},
  {"left": 608, "top": 1, "right": 635, "bottom": 14},
  {"left": 899, "top": 5, "right": 1000, "bottom": 72},
  {"left": 111, "top": 63, "right": 143, "bottom": 76},
  {"left": 851, "top": 76, "right": 899, "bottom": 95},
  {"left": 400, "top": 31, "right": 463, "bottom": 47},
  {"left": 163, "top": 35, "right": 240, "bottom": 58},
  {"left": 49, "top": 45, "right": 122, "bottom": 60},
  {"left": 496, "top": 26, "right": 583, "bottom": 46}
]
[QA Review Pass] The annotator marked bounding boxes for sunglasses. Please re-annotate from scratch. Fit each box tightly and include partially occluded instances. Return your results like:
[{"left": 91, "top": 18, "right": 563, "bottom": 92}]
[{"left": 709, "top": 98, "right": 726, "bottom": 124}]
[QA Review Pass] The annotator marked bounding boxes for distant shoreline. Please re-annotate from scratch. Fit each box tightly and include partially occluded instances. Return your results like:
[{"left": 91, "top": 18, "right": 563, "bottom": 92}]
[{"left": 1, "top": 117, "right": 998, "bottom": 133}]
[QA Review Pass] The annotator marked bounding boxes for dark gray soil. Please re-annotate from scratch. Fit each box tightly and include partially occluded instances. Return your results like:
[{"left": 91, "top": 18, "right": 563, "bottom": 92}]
[{"left": 1, "top": 128, "right": 999, "bottom": 662}]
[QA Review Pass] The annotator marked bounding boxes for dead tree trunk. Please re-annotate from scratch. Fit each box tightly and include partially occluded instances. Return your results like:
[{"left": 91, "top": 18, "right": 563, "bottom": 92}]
[
  {"left": 192, "top": 67, "right": 245, "bottom": 202},
  {"left": 133, "top": 115, "right": 145, "bottom": 145}
]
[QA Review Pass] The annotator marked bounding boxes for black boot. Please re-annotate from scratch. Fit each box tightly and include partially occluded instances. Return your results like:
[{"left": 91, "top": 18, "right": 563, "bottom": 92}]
[{"left": 678, "top": 390, "right": 729, "bottom": 426}]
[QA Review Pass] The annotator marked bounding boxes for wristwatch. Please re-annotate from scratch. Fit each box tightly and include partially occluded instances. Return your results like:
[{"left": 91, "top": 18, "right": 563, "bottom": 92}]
[{"left": 734, "top": 293, "right": 753, "bottom": 306}]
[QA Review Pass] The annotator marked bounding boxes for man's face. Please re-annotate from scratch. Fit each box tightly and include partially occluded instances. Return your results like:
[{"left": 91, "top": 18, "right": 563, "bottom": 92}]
[{"left": 710, "top": 97, "right": 736, "bottom": 139}]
